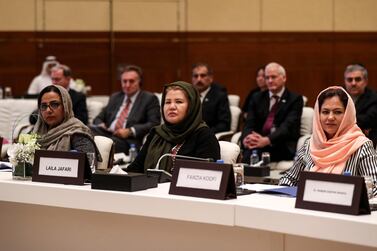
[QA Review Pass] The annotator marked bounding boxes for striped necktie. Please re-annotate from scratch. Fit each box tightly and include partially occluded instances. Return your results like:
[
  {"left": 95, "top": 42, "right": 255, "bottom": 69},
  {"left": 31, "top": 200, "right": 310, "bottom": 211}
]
[
  {"left": 115, "top": 98, "right": 131, "bottom": 131},
  {"left": 262, "top": 95, "right": 279, "bottom": 135}
]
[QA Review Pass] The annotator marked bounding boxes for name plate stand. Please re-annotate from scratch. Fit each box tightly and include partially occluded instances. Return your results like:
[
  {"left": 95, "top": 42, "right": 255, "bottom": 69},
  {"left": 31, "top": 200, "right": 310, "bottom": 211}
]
[
  {"left": 32, "top": 150, "right": 88, "bottom": 185},
  {"left": 169, "top": 159, "right": 236, "bottom": 200},
  {"left": 295, "top": 171, "right": 370, "bottom": 215}
]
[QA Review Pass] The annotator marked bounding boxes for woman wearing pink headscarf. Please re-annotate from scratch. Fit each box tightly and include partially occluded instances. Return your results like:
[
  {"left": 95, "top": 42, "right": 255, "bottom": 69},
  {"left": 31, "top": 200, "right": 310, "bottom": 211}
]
[{"left": 279, "top": 86, "right": 377, "bottom": 196}]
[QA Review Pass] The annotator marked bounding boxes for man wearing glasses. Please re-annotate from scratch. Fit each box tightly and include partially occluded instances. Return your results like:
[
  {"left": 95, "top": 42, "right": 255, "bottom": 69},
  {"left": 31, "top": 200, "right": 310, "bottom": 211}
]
[
  {"left": 344, "top": 64, "right": 377, "bottom": 147},
  {"left": 51, "top": 65, "right": 88, "bottom": 125},
  {"left": 91, "top": 65, "right": 160, "bottom": 153},
  {"left": 191, "top": 63, "right": 230, "bottom": 134}
]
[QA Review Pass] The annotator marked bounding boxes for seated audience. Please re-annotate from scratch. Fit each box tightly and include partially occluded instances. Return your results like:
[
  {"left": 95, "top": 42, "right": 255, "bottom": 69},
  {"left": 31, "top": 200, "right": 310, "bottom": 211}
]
[
  {"left": 91, "top": 65, "right": 160, "bottom": 153},
  {"left": 33, "top": 85, "right": 100, "bottom": 160},
  {"left": 127, "top": 81, "right": 220, "bottom": 174},
  {"left": 191, "top": 63, "right": 231, "bottom": 134},
  {"left": 344, "top": 64, "right": 377, "bottom": 147},
  {"left": 242, "top": 66, "right": 267, "bottom": 118},
  {"left": 30, "top": 65, "right": 88, "bottom": 125},
  {"left": 279, "top": 86, "right": 377, "bottom": 195},
  {"left": 241, "top": 62, "right": 303, "bottom": 163},
  {"left": 27, "top": 56, "right": 59, "bottom": 95}
]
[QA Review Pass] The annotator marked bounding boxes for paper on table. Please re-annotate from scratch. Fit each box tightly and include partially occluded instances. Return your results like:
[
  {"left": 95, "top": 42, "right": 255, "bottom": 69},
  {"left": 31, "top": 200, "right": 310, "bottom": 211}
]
[
  {"left": 240, "top": 183, "right": 281, "bottom": 192},
  {"left": 240, "top": 183, "right": 297, "bottom": 197}
]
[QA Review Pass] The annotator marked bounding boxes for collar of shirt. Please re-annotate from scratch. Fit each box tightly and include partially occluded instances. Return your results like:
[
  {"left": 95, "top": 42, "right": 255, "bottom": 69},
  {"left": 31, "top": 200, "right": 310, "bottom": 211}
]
[
  {"left": 200, "top": 86, "right": 211, "bottom": 103},
  {"left": 268, "top": 87, "right": 285, "bottom": 100},
  {"left": 124, "top": 90, "right": 140, "bottom": 104}
]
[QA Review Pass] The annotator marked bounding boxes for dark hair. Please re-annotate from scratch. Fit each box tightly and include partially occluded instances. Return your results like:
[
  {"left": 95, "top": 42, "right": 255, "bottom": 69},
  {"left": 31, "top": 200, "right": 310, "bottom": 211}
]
[
  {"left": 38, "top": 85, "right": 62, "bottom": 107},
  {"left": 192, "top": 62, "right": 213, "bottom": 76},
  {"left": 318, "top": 88, "right": 348, "bottom": 111},
  {"left": 256, "top": 65, "right": 265, "bottom": 75},
  {"left": 120, "top": 64, "right": 143, "bottom": 84}
]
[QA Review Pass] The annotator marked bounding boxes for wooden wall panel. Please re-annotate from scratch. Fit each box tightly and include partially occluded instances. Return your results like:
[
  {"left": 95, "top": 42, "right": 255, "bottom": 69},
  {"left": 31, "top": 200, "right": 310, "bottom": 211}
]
[{"left": 1, "top": 32, "right": 377, "bottom": 108}]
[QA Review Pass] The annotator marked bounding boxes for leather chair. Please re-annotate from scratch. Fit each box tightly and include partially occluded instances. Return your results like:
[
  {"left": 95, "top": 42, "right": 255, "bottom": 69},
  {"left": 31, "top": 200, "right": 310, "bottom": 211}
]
[{"left": 219, "top": 141, "right": 241, "bottom": 164}]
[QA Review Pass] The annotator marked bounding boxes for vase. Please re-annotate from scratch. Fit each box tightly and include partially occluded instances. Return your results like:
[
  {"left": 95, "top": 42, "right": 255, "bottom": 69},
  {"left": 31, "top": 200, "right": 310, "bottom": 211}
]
[{"left": 12, "top": 161, "right": 33, "bottom": 180}]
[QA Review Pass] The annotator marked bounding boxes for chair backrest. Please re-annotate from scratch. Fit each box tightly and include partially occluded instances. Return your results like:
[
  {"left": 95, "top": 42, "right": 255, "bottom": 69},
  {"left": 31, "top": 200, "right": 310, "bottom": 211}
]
[
  {"left": 87, "top": 100, "right": 105, "bottom": 125},
  {"left": 300, "top": 107, "right": 314, "bottom": 136},
  {"left": 94, "top": 136, "right": 115, "bottom": 170},
  {"left": 228, "top": 94, "right": 240, "bottom": 107},
  {"left": 230, "top": 106, "right": 242, "bottom": 132},
  {"left": 219, "top": 141, "right": 240, "bottom": 164},
  {"left": 231, "top": 131, "right": 242, "bottom": 145}
]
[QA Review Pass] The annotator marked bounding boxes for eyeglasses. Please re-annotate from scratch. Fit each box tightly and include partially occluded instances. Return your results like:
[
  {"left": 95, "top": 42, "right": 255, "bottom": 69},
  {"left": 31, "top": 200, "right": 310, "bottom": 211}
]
[
  {"left": 192, "top": 73, "right": 208, "bottom": 78},
  {"left": 40, "top": 101, "right": 61, "bottom": 111},
  {"left": 345, "top": 77, "right": 363, "bottom": 83}
]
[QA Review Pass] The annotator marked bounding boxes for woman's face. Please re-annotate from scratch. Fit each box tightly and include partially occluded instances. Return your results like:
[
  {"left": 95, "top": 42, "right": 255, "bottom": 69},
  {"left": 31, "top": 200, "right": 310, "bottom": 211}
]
[
  {"left": 163, "top": 89, "right": 189, "bottom": 124},
  {"left": 40, "top": 91, "right": 65, "bottom": 129},
  {"left": 320, "top": 96, "right": 345, "bottom": 139},
  {"left": 256, "top": 68, "right": 266, "bottom": 89}
]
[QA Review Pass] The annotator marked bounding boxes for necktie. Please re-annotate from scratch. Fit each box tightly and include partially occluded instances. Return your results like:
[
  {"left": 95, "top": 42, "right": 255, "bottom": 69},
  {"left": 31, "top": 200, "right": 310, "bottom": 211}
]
[
  {"left": 114, "top": 99, "right": 131, "bottom": 131},
  {"left": 262, "top": 95, "right": 279, "bottom": 135}
]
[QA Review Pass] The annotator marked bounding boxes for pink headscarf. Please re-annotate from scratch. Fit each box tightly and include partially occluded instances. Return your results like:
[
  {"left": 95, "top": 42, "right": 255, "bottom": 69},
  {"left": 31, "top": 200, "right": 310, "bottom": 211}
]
[{"left": 310, "top": 86, "right": 369, "bottom": 174}]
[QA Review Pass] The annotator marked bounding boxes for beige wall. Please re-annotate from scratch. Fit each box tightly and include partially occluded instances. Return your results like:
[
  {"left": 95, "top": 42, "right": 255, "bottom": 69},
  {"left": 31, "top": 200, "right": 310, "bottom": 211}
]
[{"left": 0, "top": 0, "right": 376, "bottom": 31}]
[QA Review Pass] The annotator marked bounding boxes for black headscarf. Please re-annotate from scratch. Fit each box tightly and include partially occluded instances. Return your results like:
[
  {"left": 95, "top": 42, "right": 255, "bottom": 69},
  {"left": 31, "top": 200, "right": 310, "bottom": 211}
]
[{"left": 144, "top": 81, "right": 207, "bottom": 171}]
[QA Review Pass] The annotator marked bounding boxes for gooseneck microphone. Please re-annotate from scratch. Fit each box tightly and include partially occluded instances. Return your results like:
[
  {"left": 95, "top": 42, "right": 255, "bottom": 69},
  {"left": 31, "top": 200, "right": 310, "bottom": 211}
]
[{"left": 147, "top": 153, "right": 214, "bottom": 182}]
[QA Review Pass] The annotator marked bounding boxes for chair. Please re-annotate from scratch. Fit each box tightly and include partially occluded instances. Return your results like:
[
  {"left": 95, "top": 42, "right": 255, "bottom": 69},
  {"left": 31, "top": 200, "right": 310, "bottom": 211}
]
[
  {"left": 87, "top": 100, "right": 105, "bottom": 125},
  {"left": 216, "top": 106, "right": 242, "bottom": 141},
  {"left": 228, "top": 94, "right": 240, "bottom": 107},
  {"left": 94, "top": 136, "right": 115, "bottom": 170},
  {"left": 219, "top": 141, "right": 240, "bottom": 164}
]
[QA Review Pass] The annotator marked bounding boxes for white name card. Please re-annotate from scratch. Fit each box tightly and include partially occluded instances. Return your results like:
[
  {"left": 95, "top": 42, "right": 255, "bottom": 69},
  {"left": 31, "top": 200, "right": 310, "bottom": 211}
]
[
  {"left": 176, "top": 168, "right": 223, "bottom": 190},
  {"left": 33, "top": 150, "right": 86, "bottom": 185},
  {"left": 303, "top": 180, "right": 355, "bottom": 206},
  {"left": 38, "top": 157, "right": 79, "bottom": 178},
  {"left": 295, "top": 171, "right": 370, "bottom": 215}
]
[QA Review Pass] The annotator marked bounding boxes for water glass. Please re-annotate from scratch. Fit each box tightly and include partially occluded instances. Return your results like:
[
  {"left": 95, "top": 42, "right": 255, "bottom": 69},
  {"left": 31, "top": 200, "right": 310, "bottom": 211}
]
[
  {"left": 86, "top": 152, "right": 96, "bottom": 173},
  {"left": 233, "top": 164, "right": 244, "bottom": 187},
  {"left": 364, "top": 176, "right": 374, "bottom": 199},
  {"left": 261, "top": 152, "right": 271, "bottom": 166}
]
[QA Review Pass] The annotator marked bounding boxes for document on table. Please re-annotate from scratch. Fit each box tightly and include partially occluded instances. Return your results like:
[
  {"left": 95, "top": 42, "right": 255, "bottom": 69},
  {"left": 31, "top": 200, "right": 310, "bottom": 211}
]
[
  {"left": 241, "top": 184, "right": 297, "bottom": 197},
  {"left": 0, "top": 161, "right": 12, "bottom": 172}
]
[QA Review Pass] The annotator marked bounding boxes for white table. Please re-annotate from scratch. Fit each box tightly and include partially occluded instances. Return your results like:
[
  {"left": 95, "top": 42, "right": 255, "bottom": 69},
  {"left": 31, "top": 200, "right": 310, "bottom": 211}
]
[{"left": 0, "top": 172, "right": 376, "bottom": 251}]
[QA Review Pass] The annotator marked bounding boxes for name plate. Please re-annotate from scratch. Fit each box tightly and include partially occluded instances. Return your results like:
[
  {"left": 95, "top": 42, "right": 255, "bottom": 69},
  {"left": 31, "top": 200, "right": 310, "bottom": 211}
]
[
  {"left": 32, "top": 150, "right": 87, "bottom": 185},
  {"left": 295, "top": 171, "right": 370, "bottom": 215},
  {"left": 169, "top": 159, "right": 236, "bottom": 200}
]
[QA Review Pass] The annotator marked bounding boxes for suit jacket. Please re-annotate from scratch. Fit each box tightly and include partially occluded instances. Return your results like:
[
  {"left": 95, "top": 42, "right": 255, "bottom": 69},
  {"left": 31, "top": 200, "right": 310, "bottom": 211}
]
[
  {"left": 354, "top": 87, "right": 377, "bottom": 147},
  {"left": 241, "top": 88, "right": 303, "bottom": 161},
  {"left": 202, "top": 85, "right": 231, "bottom": 134},
  {"left": 93, "top": 90, "right": 161, "bottom": 141},
  {"left": 69, "top": 89, "right": 88, "bottom": 125},
  {"left": 127, "top": 126, "right": 220, "bottom": 173}
]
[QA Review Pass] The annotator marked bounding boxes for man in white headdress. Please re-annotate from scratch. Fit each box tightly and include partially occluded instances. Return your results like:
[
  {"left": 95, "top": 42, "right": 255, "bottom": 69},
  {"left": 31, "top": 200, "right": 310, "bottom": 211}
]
[{"left": 27, "top": 56, "right": 59, "bottom": 95}]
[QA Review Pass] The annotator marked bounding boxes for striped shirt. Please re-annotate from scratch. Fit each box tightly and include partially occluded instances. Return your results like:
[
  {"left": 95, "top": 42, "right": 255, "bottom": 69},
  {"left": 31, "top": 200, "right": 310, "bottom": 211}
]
[{"left": 279, "top": 139, "right": 377, "bottom": 196}]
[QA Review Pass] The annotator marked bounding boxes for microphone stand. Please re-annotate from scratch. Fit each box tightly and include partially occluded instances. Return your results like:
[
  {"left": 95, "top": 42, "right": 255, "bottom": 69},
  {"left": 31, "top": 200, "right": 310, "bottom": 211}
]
[{"left": 147, "top": 153, "right": 213, "bottom": 183}]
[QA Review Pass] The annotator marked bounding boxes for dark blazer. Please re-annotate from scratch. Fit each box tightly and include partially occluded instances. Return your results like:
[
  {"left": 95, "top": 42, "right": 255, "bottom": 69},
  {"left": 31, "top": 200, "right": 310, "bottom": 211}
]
[
  {"left": 241, "top": 88, "right": 303, "bottom": 162},
  {"left": 93, "top": 90, "right": 161, "bottom": 142},
  {"left": 202, "top": 85, "right": 231, "bottom": 134},
  {"left": 354, "top": 87, "right": 377, "bottom": 147},
  {"left": 127, "top": 126, "right": 221, "bottom": 173},
  {"left": 69, "top": 89, "right": 88, "bottom": 125}
]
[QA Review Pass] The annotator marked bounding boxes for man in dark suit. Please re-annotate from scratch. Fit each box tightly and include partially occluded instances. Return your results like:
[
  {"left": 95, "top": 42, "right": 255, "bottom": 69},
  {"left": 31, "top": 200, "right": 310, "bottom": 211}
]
[
  {"left": 344, "top": 64, "right": 377, "bottom": 147},
  {"left": 30, "top": 64, "right": 88, "bottom": 125},
  {"left": 241, "top": 62, "right": 303, "bottom": 163},
  {"left": 191, "top": 63, "right": 230, "bottom": 134},
  {"left": 91, "top": 65, "right": 160, "bottom": 153}
]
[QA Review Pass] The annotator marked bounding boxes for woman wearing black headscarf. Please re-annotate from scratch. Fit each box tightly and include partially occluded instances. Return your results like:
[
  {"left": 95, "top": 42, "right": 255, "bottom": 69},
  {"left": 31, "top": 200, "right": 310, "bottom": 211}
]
[{"left": 127, "top": 81, "right": 220, "bottom": 173}]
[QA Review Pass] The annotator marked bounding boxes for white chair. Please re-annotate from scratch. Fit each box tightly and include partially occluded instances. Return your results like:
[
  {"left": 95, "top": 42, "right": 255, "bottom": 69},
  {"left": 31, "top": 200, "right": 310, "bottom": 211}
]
[
  {"left": 228, "top": 94, "right": 240, "bottom": 107},
  {"left": 219, "top": 141, "right": 240, "bottom": 164},
  {"left": 87, "top": 100, "right": 105, "bottom": 125},
  {"left": 216, "top": 106, "right": 242, "bottom": 141},
  {"left": 94, "top": 136, "right": 115, "bottom": 170}
]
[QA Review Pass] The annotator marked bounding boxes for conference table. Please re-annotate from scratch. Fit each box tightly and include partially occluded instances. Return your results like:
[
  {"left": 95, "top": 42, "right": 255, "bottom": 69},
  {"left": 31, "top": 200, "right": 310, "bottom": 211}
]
[{"left": 0, "top": 172, "right": 376, "bottom": 251}]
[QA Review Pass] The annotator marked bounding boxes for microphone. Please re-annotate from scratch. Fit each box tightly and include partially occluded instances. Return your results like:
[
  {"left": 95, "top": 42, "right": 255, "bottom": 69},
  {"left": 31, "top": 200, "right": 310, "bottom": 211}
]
[{"left": 147, "top": 153, "right": 214, "bottom": 183}]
